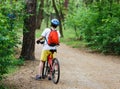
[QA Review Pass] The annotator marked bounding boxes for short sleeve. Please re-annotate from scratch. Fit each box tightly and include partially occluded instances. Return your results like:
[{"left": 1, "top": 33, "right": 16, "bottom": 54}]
[
  {"left": 41, "top": 28, "right": 50, "bottom": 37},
  {"left": 57, "top": 30, "right": 61, "bottom": 38}
]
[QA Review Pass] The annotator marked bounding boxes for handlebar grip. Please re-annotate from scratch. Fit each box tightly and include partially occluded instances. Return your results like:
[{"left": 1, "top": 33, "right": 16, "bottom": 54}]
[
  {"left": 36, "top": 40, "right": 40, "bottom": 44},
  {"left": 36, "top": 40, "right": 45, "bottom": 44}
]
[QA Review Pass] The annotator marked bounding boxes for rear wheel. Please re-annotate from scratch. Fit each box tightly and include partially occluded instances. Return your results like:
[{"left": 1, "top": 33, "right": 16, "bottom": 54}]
[{"left": 52, "top": 58, "right": 60, "bottom": 84}]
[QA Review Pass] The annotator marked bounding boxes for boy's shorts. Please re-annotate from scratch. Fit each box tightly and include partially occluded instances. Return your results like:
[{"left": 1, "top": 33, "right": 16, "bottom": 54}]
[{"left": 40, "top": 50, "right": 56, "bottom": 61}]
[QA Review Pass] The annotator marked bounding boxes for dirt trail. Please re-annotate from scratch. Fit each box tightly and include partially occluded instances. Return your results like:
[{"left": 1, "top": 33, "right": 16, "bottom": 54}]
[{"left": 3, "top": 43, "right": 120, "bottom": 89}]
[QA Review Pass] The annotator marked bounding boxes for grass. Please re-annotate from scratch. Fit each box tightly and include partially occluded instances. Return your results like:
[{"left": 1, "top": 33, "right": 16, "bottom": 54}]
[
  {"left": 36, "top": 29, "right": 42, "bottom": 38},
  {"left": 36, "top": 20, "right": 49, "bottom": 38},
  {"left": 5, "top": 59, "right": 24, "bottom": 76},
  {"left": 60, "top": 28, "right": 87, "bottom": 49},
  {"left": 0, "top": 59, "right": 24, "bottom": 89}
]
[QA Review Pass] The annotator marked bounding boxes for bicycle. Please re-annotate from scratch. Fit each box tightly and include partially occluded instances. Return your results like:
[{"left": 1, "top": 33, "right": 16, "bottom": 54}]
[{"left": 37, "top": 40, "right": 60, "bottom": 84}]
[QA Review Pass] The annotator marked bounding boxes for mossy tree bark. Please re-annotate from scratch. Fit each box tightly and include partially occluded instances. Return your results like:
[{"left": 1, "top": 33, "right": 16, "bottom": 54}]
[{"left": 20, "top": 0, "right": 37, "bottom": 60}]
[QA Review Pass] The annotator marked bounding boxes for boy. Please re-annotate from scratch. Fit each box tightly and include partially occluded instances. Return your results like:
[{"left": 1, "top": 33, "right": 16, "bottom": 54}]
[{"left": 36, "top": 19, "right": 60, "bottom": 80}]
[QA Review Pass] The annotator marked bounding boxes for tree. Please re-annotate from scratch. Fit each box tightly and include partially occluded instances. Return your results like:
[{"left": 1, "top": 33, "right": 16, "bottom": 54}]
[
  {"left": 64, "top": 0, "right": 69, "bottom": 9},
  {"left": 20, "top": 0, "right": 37, "bottom": 60},
  {"left": 36, "top": 0, "right": 44, "bottom": 29},
  {"left": 52, "top": 0, "right": 63, "bottom": 37}
]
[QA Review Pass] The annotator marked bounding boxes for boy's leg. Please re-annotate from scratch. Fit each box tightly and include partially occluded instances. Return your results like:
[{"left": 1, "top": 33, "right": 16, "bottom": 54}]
[
  {"left": 38, "top": 60, "right": 44, "bottom": 76},
  {"left": 35, "top": 60, "right": 43, "bottom": 80},
  {"left": 36, "top": 50, "right": 49, "bottom": 80}
]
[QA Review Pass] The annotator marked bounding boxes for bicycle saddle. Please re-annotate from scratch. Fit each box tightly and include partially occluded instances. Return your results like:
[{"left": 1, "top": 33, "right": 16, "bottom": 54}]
[{"left": 50, "top": 49, "right": 57, "bottom": 53}]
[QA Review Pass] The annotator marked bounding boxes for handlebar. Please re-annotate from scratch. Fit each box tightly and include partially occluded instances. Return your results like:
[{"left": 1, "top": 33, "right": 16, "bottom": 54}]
[
  {"left": 36, "top": 40, "right": 60, "bottom": 46},
  {"left": 36, "top": 40, "right": 45, "bottom": 44}
]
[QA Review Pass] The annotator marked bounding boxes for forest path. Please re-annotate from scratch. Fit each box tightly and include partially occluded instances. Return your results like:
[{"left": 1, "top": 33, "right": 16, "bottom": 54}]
[{"left": 3, "top": 43, "right": 120, "bottom": 89}]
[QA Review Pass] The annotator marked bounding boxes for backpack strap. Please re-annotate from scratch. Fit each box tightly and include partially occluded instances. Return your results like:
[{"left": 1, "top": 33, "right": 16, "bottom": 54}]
[{"left": 45, "top": 28, "right": 52, "bottom": 44}]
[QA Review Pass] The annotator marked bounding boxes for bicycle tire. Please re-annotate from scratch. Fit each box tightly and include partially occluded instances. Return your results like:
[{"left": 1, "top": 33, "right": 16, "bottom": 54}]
[{"left": 52, "top": 58, "right": 60, "bottom": 84}]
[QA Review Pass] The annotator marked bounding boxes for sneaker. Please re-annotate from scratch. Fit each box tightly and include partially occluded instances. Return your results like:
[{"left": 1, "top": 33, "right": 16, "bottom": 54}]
[
  {"left": 48, "top": 76, "right": 52, "bottom": 80},
  {"left": 35, "top": 75, "right": 41, "bottom": 80}
]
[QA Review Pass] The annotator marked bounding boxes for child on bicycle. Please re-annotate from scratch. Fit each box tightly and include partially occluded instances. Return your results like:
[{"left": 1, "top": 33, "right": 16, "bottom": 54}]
[{"left": 36, "top": 19, "right": 60, "bottom": 80}]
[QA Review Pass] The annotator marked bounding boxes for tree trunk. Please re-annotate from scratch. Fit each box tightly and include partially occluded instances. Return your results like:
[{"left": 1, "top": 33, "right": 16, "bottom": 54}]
[
  {"left": 83, "top": 0, "right": 93, "bottom": 6},
  {"left": 36, "top": 0, "right": 44, "bottom": 29},
  {"left": 20, "top": 0, "right": 37, "bottom": 60},
  {"left": 109, "top": 0, "right": 113, "bottom": 17},
  {"left": 64, "top": 0, "right": 69, "bottom": 9},
  {"left": 117, "top": 0, "right": 120, "bottom": 3},
  {"left": 45, "top": 0, "right": 50, "bottom": 27},
  {"left": 52, "top": 0, "right": 63, "bottom": 37}
]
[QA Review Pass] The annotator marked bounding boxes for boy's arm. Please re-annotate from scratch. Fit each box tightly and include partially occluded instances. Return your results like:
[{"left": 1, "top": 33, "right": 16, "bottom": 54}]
[
  {"left": 38, "top": 36, "right": 45, "bottom": 41},
  {"left": 36, "top": 36, "right": 45, "bottom": 44},
  {"left": 36, "top": 28, "right": 48, "bottom": 43}
]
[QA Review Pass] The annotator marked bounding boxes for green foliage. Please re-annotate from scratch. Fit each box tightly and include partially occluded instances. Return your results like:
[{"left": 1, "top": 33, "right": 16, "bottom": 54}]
[
  {"left": 65, "top": 1, "right": 83, "bottom": 38},
  {"left": 0, "top": 83, "right": 9, "bottom": 89},
  {"left": 0, "top": 1, "right": 25, "bottom": 81},
  {"left": 86, "top": 2, "right": 120, "bottom": 54},
  {"left": 60, "top": 27, "right": 86, "bottom": 49},
  {"left": 11, "top": 58, "right": 24, "bottom": 66},
  {"left": 65, "top": 0, "right": 120, "bottom": 54}
]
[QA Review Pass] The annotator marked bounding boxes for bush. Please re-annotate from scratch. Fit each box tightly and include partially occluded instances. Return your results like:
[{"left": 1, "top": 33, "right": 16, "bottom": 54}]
[
  {"left": 65, "top": 1, "right": 120, "bottom": 54},
  {"left": 0, "top": 1, "right": 25, "bottom": 80},
  {"left": 86, "top": 2, "right": 120, "bottom": 54}
]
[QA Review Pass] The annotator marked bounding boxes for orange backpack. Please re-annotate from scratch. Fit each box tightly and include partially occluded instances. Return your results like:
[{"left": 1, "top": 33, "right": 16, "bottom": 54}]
[{"left": 47, "top": 29, "right": 59, "bottom": 46}]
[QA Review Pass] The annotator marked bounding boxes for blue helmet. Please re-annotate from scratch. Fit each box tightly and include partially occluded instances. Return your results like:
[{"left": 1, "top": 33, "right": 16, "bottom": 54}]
[{"left": 51, "top": 19, "right": 59, "bottom": 26}]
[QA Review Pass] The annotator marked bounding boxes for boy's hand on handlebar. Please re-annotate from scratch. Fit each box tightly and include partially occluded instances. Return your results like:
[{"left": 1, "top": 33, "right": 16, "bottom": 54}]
[
  {"left": 36, "top": 40, "right": 45, "bottom": 44},
  {"left": 36, "top": 40, "right": 40, "bottom": 44}
]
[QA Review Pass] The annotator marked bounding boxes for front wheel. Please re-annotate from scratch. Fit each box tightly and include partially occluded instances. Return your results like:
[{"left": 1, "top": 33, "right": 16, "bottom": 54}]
[{"left": 52, "top": 58, "right": 60, "bottom": 84}]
